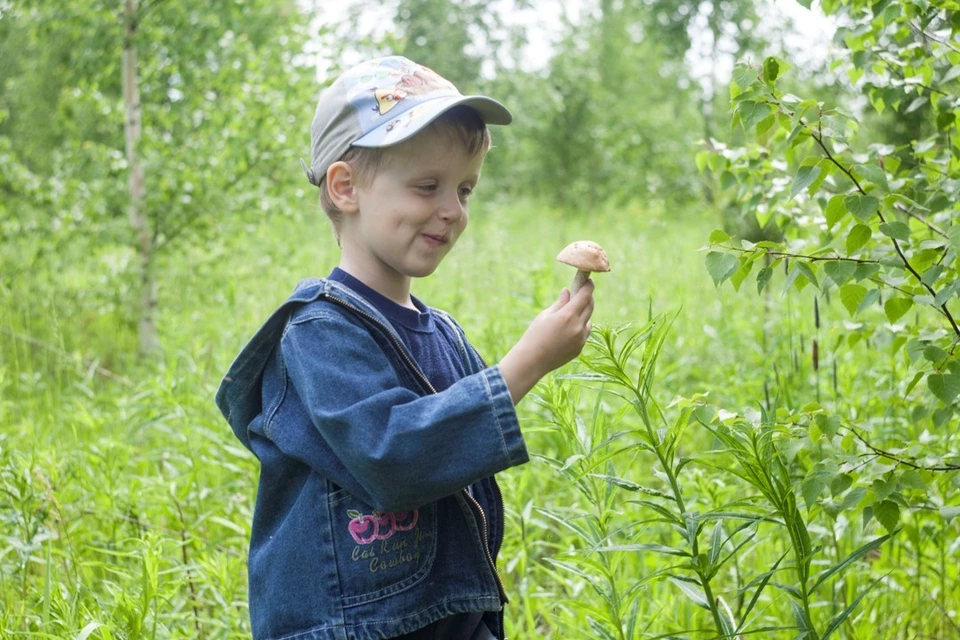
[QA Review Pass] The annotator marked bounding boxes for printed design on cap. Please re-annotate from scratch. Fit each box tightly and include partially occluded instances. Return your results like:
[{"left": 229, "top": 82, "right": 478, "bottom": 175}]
[{"left": 342, "top": 57, "right": 460, "bottom": 138}]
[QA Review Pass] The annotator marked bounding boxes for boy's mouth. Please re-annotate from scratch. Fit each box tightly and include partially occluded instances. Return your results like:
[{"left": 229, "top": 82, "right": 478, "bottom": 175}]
[{"left": 421, "top": 233, "right": 449, "bottom": 246}]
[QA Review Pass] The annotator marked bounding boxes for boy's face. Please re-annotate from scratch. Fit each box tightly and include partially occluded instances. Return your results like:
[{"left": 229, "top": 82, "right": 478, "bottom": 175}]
[{"left": 339, "top": 126, "right": 485, "bottom": 298}]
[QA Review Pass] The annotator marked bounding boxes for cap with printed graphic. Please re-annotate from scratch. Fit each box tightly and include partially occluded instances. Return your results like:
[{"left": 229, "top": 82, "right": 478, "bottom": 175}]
[{"left": 302, "top": 56, "right": 513, "bottom": 187}]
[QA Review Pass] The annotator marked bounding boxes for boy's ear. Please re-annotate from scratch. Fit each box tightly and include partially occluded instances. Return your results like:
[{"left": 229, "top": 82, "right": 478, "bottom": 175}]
[{"left": 326, "top": 161, "right": 359, "bottom": 214}]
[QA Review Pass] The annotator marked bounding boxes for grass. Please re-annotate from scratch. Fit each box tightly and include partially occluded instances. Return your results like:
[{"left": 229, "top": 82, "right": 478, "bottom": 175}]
[{"left": 2, "top": 198, "right": 957, "bottom": 638}]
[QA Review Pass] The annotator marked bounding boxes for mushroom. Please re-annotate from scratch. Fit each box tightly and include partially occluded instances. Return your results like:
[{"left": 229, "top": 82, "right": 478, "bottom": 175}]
[{"left": 556, "top": 240, "right": 610, "bottom": 294}]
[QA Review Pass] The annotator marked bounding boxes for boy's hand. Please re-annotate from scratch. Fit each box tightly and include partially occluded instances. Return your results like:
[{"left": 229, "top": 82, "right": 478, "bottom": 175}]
[{"left": 498, "top": 280, "right": 595, "bottom": 404}]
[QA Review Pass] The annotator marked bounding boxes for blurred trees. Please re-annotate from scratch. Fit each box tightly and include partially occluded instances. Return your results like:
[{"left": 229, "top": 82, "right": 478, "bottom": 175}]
[
  {"left": 1, "top": 0, "right": 312, "bottom": 352},
  {"left": 2, "top": 0, "right": 796, "bottom": 354}
]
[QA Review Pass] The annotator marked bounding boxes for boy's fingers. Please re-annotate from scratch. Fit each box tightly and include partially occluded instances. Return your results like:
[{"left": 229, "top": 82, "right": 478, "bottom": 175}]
[
  {"left": 548, "top": 288, "right": 571, "bottom": 311},
  {"left": 579, "top": 296, "right": 595, "bottom": 321},
  {"left": 567, "top": 280, "right": 595, "bottom": 313}
]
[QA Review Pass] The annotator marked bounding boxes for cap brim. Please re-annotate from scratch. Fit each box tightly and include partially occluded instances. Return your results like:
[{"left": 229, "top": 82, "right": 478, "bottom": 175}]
[{"left": 352, "top": 95, "right": 512, "bottom": 149}]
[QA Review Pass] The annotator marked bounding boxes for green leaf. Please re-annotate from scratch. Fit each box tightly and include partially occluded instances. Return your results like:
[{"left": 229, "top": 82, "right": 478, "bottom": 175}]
[
  {"left": 934, "top": 407, "right": 953, "bottom": 427},
  {"left": 841, "top": 486, "right": 867, "bottom": 510},
  {"left": 791, "top": 165, "right": 821, "bottom": 200},
  {"left": 883, "top": 297, "right": 913, "bottom": 323},
  {"left": 709, "top": 229, "right": 730, "bottom": 244},
  {"left": 825, "top": 195, "right": 848, "bottom": 229},
  {"left": 941, "top": 506, "right": 960, "bottom": 522},
  {"left": 597, "top": 543, "right": 690, "bottom": 557},
  {"left": 811, "top": 533, "right": 890, "bottom": 593},
  {"left": 858, "top": 289, "right": 880, "bottom": 314},
  {"left": 846, "top": 224, "right": 872, "bottom": 253},
  {"left": 795, "top": 261, "right": 820, "bottom": 289},
  {"left": 844, "top": 195, "right": 880, "bottom": 222},
  {"left": 730, "top": 257, "right": 754, "bottom": 292},
  {"left": 949, "top": 225, "right": 960, "bottom": 255},
  {"left": 732, "top": 65, "right": 757, "bottom": 92},
  {"left": 905, "top": 370, "right": 925, "bottom": 395},
  {"left": 874, "top": 500, "right": 900, "bottom": 534},
  {"left": 840, "top": 284, "right": 868, "bottom": 316},
  {"left": 853, "top": 163, "right": 889, "bottom": 192},
  {"left": 802, "top": 477, "right": 825, "bottom": 509},
  {"left": 924, "top": 345, "right": 948, "bottom": 363},
  {"left": 705, "top": 251, "right": 739, "bottom": 287},
  {"left": 739, "top": 551, "right": 789, "bottom": 626},
  {"left": 830, "top": 474, "right": 853, "bottom": 496},
  {"left": 720, "top": 171, "right": 738, "bottom": 190},
  {"left": 708, "top": 521, "right": 724, "bottom": 568},
  {"left": 76, "top": 622, "right": 103, "bottom": 640},
  {"left": 922, "top": 265, "right": 944, "bottom": 287},
  {"left": 934, "top": 281, "right": 959, "bottom": 307},
  {"left": 762, "top": 57, "right": 780, "bottom": 84},
  {"left": 814, "top": 413, "right": 840, "bottom": 438},
  {"left": 739, "top": 101, "right": 774, "bottom": 131},
  {"left": 900, "top": 470, "right": 925, "bottom": 491},
  {"left": 695, "top": 151, "right": 709, "bottom": 173},
  {"left": 822, "top": 578, "right": 882, "bottom": 639},
  {"left": 854, "top": 262, "right": 880, "bottom": 282},
  {"left": 668, "top": 577, "right": 710, "bottom": 610},
  {"left": 928, "top": 373, "right": 960, "bottom": 404},
  {"left": 823, "top": 261, "right": 856, "bottom": 286},
  {"left": 879, "top": 222, "right": 910, "bottom": 242},
  {"left": 757, "top": 266, "right": 773, "bottom": 294}
]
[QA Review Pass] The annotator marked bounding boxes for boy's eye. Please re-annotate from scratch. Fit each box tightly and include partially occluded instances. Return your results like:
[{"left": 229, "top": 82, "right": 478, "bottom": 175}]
[
  {"left": 458, "top": 185, "right": 474, "bottom": 198},
  {"left": 416, "top": 183, "right": 438, "bottom": 193}
]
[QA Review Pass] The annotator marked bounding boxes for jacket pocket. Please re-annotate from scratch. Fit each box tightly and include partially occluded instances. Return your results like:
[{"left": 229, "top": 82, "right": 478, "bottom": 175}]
[{"left": 328, "top": 488, "right": 438, "bottom": 607}]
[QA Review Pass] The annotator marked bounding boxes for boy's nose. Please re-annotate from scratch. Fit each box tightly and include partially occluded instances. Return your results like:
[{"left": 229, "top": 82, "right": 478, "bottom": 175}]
[{"left": 437, "top": 191, "right": 465, "bottom": 223}]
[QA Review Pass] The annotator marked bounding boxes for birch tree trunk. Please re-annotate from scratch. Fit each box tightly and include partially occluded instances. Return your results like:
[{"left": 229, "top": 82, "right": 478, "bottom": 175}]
[{"left": 122, "top": 0, "right": 159, "bottom": 354}]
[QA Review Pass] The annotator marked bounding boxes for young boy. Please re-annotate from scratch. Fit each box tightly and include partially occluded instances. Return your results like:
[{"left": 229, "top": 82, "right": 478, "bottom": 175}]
[{"left": 216, "top": 56, "right": 595, "bottom": 640}]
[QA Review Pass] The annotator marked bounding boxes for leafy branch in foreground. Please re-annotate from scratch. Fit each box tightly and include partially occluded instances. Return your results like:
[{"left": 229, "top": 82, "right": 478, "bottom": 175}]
[{"left": 698, "top": 5, "right": 959, "bottom": 604}]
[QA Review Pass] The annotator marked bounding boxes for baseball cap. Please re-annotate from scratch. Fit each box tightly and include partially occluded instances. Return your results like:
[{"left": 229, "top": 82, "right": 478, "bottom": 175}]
[{"left": 301, "top": 56, "right": 513, "bottom": 187}]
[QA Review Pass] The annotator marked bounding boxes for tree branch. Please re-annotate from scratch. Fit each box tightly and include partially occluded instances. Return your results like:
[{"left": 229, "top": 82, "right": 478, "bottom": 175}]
[
  {"left": 802, "top": 123, "right": 960, "bottom": 338},
  {"left": 909, "top": 21, "right": 960, "bottom": 55},
  {"left": 893, "top": 203, "right": 947, "bottom": 238},
  {"left": 841, "top": 425, "right": 960, "bottom": 472},
  {"left": 722, "top": 245, "right": 880, "bottom": 265}
]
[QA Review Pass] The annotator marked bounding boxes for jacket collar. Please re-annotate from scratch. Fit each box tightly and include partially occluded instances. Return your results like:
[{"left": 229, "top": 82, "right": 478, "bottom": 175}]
[{"left": 215, "top": 277, "right": 411, "bottom": 448}]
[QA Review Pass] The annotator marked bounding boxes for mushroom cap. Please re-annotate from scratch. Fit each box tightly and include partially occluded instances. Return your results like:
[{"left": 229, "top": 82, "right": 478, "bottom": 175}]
[{"left": 556, "top": 240, "right": 610, "bottom": 272}]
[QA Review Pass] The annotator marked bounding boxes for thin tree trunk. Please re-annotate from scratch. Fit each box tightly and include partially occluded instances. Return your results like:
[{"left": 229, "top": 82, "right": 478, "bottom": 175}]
[{"left": 123, "top": 0, "right": 158, "bottom": 354}]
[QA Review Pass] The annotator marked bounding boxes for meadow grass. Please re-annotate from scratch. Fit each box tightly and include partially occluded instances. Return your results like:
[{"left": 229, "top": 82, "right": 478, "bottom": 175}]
[{"left": 2, "top": 199, "right": 956, "bottom": 638}]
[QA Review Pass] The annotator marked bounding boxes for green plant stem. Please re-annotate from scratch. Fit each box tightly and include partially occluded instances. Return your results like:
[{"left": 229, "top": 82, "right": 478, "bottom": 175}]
[
  {"left": 593, "top": 493, "right": 627, "bottom": 640},
  {"left": 630, "top": 388, "right": 729, "bottom": 637}
]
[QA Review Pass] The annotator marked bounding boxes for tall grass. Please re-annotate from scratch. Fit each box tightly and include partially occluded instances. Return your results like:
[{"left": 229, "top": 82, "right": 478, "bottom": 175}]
[{"left": 2, "top": 200, "right": 956, "bottom": 638}]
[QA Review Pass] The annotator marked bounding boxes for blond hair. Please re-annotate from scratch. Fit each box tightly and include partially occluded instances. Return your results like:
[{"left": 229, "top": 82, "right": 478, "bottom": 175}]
[{"left": 319, "top": 106, "right": 491, "bottom": 242}]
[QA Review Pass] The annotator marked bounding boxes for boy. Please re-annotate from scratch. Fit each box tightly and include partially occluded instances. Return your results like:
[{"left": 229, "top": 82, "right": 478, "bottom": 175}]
[{"left": 216, "top": 56, "right": 595, "bottom": 640}]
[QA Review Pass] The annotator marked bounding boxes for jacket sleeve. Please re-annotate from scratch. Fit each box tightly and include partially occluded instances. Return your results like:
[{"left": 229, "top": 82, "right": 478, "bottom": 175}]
[{"left": 276, "top": 306, "right": 528, "bottom": 512}]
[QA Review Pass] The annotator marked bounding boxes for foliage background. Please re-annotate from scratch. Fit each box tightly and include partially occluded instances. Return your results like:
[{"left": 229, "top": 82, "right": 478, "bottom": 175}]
[{"left": 1, "top": 0, "right": 958, "bottom": 638}]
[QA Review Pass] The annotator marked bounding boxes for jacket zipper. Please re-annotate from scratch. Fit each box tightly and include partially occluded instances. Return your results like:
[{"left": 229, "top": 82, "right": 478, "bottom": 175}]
[
  {"left": 325, "top": 293, "right": 507, "bottom": 607},
  {"left": 463, "top": 489, "right": 509, "bottom": 604}
]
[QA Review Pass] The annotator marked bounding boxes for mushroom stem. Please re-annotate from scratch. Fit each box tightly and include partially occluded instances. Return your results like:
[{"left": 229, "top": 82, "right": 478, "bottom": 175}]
[{"left": 571, "top": 269, "right": 591, "bottom": 294}]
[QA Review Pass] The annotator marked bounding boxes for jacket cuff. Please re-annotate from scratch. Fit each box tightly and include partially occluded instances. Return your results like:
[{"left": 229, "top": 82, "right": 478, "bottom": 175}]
[{"left": 483, "top": 366, "right": 528, "bottom": 467}]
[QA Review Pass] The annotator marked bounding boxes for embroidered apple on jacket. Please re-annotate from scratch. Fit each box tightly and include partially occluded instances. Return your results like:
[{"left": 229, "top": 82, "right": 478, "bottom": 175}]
[
  {"left": 374, "top": 511, "right": 396, "bottom": 540},
  {"left": 347, "top": 510, "right": 379, "bottom": 545},
  {"left": 393, "top": 510, "right": 419, "bottom": 532}
]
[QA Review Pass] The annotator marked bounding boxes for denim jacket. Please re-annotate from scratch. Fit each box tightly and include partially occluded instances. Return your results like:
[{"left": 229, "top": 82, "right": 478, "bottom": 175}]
[{"left": 216, "top": 278, "right": 528, "bottom": 640}]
